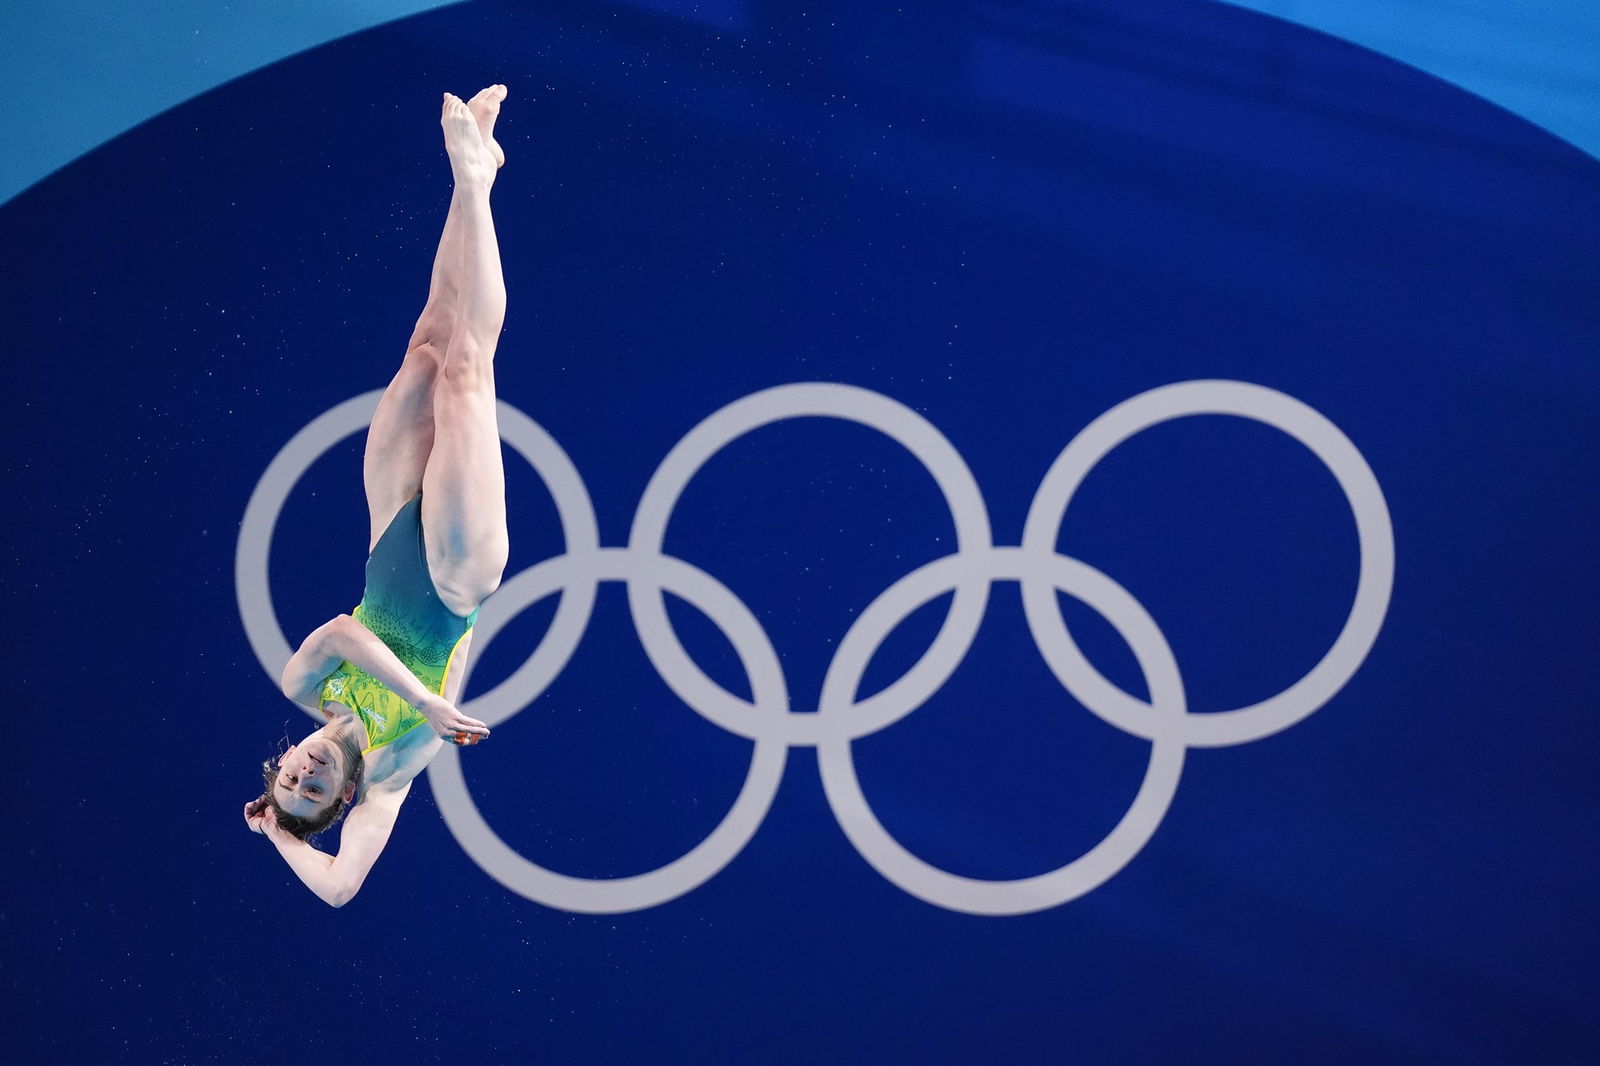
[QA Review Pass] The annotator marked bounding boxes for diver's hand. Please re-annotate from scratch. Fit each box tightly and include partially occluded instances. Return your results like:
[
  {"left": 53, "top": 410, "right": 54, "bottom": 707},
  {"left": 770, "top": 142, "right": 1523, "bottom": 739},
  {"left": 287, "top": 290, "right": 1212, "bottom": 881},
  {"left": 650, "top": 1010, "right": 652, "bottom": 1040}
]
[
  {"left": 415, "top": 692, "right": 491, "bottom": 745},
  {"left": 243, "top": 796, "right": 276, "bottom": 835}
]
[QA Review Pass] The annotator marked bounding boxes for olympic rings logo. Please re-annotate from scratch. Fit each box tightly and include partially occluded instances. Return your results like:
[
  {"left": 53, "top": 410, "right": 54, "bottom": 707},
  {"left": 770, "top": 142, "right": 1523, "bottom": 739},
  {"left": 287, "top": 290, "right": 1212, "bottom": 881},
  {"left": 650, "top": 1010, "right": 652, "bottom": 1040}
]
[{"left": 237, "top": 380, "right": 1394, "bottom": 916}]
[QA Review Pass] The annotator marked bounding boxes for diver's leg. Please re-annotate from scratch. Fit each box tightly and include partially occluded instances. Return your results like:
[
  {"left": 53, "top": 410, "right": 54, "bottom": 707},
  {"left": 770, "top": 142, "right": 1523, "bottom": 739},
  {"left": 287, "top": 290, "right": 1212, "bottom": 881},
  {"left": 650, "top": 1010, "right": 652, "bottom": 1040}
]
[
  {"left": 362, "top": 87, "right": 506, "bottom": 550},
  {"left": 359, "top": 247, "right": 451, "bottom": 550},
  {"left": 422, "top": 90, "right": 510, "bottom": 615}
]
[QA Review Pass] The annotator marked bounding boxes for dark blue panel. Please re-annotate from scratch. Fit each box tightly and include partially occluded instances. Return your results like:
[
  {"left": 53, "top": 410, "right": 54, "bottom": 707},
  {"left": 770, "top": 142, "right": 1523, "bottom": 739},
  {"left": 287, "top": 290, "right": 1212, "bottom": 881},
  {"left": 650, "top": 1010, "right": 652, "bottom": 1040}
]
[{"left": 3, "top": 2, "right": 1596, "bottom": 1063}]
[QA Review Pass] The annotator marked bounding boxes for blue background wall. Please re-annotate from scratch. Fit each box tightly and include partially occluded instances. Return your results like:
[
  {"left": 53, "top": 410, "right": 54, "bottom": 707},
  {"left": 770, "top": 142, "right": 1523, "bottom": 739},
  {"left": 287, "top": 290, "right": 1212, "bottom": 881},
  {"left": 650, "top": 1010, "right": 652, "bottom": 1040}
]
[{"left": 3, "top": 1, "right": 1597, "bottom": 1062}]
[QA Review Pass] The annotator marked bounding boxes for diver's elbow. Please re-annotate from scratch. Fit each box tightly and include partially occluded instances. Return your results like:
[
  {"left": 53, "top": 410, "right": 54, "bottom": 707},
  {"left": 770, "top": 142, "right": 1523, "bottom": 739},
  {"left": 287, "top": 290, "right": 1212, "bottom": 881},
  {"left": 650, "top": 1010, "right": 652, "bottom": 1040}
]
[{"left": 324, "top": 885, "right": 358, "bottom": 908}]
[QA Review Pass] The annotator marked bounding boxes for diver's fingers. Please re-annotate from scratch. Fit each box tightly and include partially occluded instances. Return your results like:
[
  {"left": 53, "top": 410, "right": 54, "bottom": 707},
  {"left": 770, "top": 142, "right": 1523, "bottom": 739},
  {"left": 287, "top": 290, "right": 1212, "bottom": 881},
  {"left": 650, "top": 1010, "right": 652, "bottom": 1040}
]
[{"left": 243, "top": 800, "right": 269, "bottom": 832}]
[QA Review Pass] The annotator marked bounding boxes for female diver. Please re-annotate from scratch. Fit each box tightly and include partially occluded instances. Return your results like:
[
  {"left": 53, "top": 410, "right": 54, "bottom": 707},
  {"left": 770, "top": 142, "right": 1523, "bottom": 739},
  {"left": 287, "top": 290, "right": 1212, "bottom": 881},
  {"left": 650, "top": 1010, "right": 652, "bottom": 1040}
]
[{"left": 243, "top": 87, "right": 511, "bottom": 906}]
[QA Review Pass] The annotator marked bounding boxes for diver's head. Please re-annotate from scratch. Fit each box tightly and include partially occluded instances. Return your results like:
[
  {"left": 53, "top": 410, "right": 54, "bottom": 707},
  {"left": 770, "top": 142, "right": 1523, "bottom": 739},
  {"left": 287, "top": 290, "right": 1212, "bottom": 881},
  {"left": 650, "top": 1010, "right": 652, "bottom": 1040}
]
[{"left": 257, "top": 728, "right": 363, "bottom": 840}]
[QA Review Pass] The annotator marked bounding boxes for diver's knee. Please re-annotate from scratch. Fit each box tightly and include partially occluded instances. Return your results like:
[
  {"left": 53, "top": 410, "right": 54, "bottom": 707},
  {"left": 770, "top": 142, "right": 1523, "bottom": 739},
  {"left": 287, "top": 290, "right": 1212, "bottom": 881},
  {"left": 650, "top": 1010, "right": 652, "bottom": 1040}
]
[{"left": 440, "top": 336, "right": 495, "bottom": 390}]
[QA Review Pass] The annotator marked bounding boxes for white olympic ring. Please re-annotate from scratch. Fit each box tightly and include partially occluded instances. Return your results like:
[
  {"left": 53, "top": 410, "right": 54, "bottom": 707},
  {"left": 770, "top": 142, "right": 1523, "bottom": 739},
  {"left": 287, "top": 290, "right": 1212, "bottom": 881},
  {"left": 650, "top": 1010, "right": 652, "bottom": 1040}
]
[{"left": 236, "top": 379, "right": 1394, "bottom": 916}]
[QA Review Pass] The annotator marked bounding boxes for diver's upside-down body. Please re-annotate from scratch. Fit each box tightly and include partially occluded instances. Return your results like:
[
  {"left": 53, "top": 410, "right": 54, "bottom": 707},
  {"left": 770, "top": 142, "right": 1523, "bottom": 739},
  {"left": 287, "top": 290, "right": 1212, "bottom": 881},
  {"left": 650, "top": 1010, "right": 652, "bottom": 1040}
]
[{"left": 243, "top": 86, "right": 514, "bottom": 908}]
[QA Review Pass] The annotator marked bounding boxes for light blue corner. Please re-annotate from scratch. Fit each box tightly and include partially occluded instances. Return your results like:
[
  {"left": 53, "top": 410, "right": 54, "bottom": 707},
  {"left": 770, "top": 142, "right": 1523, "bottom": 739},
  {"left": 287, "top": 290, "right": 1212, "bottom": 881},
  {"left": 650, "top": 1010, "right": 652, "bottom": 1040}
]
[
  {"left": 2, "top": 1, "right": 1598, "bottom": 207},
  {"left": 1219, "top": 0, "right": 1600, "bottom": 159},
  {"left": 0, "top": 0, "right": 464, "bottom": 206}
]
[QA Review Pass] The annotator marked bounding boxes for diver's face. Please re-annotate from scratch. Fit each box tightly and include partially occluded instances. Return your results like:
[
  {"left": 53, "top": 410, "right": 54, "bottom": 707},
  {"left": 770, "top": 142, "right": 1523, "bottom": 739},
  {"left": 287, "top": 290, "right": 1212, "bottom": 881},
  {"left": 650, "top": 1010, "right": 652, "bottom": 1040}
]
[{"left": 273, "top": 734, "right": 353, "bottom": 819}]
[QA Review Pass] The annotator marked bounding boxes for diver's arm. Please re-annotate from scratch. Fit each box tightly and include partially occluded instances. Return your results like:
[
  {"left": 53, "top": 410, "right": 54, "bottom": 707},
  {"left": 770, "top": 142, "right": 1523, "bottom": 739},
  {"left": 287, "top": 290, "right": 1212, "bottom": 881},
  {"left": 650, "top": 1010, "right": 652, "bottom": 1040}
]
[
  {"left": 279, "top": 615, "right": 358, "bottom": 710},
  {"left": 254, "top": 783, "right": 410, "bottom": 907},
  {"left": 287, "top": 615, "right": 489, "bottom": 741}
]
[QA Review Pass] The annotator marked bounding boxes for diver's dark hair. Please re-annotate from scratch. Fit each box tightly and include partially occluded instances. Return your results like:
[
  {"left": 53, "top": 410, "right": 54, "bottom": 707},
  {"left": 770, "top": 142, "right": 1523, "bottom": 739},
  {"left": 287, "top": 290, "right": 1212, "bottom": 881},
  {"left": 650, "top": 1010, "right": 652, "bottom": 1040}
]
[{"left": 257, "top": 733, "right": 365, "bottom": 841}]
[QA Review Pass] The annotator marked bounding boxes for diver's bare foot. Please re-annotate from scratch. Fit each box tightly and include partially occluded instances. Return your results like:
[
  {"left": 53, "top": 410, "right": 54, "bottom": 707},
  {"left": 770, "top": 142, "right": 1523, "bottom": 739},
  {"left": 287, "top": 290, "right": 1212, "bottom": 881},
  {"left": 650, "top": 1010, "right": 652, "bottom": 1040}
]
[
  {"left": 467, "top": 84, "right": 507, "bottom": 169},
  {"left": 442, "top": 93, "right": 493, "bottom": 188}
]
